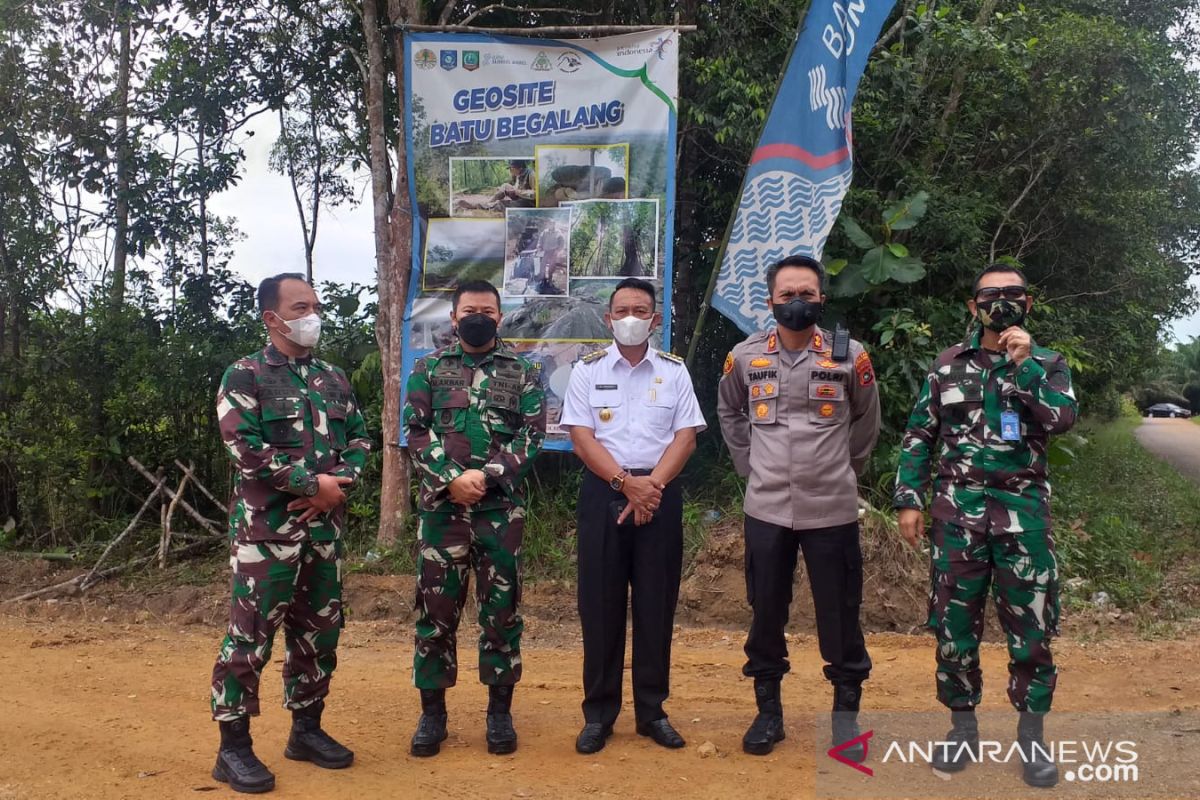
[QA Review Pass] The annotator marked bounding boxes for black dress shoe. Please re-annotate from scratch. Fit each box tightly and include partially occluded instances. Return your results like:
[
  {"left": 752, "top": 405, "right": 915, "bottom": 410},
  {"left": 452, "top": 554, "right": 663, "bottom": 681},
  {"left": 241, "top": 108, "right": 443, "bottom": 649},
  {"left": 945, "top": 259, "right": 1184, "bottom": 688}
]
[
  {"left": 575, "top": 722, "right": 613, "bottom": 754},
  {"left": 636, "top": 718, "right": 685, "bottom": 749}
]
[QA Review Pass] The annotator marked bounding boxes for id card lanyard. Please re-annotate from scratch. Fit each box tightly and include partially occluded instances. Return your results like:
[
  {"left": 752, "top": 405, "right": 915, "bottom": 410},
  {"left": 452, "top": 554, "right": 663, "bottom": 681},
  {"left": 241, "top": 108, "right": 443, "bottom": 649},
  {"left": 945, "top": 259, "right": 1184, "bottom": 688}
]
[
  {"left": 983, "top": 352, "right": 1022, "bottom": 443},
  {"left": 998, "top": 356, "right": 1022, "bottom": 442}
]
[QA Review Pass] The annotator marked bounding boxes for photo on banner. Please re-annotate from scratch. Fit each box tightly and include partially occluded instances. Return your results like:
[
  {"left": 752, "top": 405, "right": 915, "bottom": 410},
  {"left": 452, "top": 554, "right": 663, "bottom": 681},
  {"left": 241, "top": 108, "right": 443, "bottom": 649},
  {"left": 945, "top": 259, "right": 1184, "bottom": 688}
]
[
  {"left": 449, "top": 155, "right": 536, "bottom": 217},
  {"left": 534, "top": 143, "right": 630, "bottom": 207},
  {"left": 564, "top": 198, "right": 658, "bottom": 279},
  {"left": 401, "top": 30, "right": 680, "bottom": 450},
  {"left": 420, "top": 218, "right": 505, "bottom": 292},
  {"left": 502, "top": 207, "right": 571, "bottom": 298}
]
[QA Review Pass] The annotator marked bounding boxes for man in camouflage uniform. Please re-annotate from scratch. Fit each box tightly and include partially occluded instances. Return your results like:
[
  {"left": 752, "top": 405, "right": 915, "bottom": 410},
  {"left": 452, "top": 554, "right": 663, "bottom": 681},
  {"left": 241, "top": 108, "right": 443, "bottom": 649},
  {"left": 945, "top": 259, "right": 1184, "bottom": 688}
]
[
  {"left": 894, "top": 263, "right": 1077, "bottom": 788},
  {"left": 209, "top": 273, "right": 371, "bottom": 794},
  {"left": 403, "top": 279, "right": 546, "bottom": 757}
]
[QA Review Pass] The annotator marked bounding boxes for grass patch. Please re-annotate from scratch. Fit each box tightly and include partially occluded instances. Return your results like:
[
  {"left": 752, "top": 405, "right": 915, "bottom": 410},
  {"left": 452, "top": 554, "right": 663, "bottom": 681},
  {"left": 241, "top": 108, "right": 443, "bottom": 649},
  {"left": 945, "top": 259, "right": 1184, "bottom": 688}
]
[{"left": 1053, "top": 413, "right": 1200, "bottom": 613}]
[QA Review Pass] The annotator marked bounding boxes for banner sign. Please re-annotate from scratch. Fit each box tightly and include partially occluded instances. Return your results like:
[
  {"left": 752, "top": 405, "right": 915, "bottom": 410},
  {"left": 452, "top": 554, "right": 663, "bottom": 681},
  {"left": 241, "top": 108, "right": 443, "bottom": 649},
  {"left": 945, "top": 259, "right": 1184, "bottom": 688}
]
[
  {"left": 401, "top": 30, "right": 680, "bottom": 450},
  {"left": 711, "top": 0, "right": 896, "bottom": 334}
]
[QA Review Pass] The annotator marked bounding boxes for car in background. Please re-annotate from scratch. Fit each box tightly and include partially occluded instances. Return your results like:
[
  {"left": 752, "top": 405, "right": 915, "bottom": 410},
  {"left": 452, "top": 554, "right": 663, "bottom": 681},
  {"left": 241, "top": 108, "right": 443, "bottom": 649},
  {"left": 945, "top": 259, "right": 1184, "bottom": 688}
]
[{"left": 1145, "top": 402, "right": 1193, "bottom": 418}]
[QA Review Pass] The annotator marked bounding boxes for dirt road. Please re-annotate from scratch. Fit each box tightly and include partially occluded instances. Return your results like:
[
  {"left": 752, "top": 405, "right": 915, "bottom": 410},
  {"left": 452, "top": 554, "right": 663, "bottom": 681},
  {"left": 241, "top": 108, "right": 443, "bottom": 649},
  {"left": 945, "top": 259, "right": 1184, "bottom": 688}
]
[
  {"left": 1134, "top": 418, "right": 1200, "bottom": 484},
  {"left": 2, "top": 615, "right": 1198, "bottom": 800}
]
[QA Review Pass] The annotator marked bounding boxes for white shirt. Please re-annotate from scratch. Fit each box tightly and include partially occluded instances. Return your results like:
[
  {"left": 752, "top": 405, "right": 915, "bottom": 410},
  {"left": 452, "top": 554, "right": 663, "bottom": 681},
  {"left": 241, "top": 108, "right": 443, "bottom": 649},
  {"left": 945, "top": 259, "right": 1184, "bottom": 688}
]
[{"left": 560, "top": 343, "right": 707, "bottom": 470}]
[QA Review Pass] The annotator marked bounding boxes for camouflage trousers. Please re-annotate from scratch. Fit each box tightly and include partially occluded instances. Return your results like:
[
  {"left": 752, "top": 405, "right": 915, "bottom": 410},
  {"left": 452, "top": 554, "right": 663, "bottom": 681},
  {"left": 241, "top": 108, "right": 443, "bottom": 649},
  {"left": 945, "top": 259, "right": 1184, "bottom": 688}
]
[
  {"left": 413, "top": 505, "right": 524, "bottom": 690},
  {"left": 927, "top": 519, "right": 1059, "bottom": 713},
  {"left": 210, "top": 538, "right": 344, "bottom": 721}
]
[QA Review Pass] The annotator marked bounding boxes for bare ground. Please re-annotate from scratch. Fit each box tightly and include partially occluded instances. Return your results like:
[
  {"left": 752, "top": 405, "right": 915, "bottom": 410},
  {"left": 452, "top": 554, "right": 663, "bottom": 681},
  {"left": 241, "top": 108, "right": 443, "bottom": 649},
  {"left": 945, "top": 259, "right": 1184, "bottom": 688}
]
[{"left": 3, "top": 535, "right": 1199, "bottom": 800}]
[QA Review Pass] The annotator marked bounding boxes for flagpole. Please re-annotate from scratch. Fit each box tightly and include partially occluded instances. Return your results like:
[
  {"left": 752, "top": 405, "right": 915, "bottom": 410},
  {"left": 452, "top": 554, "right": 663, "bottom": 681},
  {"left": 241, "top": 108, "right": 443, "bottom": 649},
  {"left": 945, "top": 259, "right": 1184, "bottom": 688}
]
[{"left": 684, "top": 0, "right": 813, "bottom": 370}]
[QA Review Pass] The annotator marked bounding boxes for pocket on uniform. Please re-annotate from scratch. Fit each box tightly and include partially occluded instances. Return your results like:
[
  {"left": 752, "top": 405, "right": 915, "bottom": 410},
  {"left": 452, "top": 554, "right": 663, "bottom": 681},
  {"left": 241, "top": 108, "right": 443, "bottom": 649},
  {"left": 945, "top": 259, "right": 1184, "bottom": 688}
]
[
  {"left": 646, "top": 392, "right": 676, "bottom": 431},
  {"left": 327, "top": 401, "right": 348, "bottom": 448},
  {"left": 809, "top": 382, "right": 847, "bottom": 425},
  {"left": 588, "top": 390, "right": 623, "bottom": 428},
  {"left": 939, "top": 398, "right": 983, "bottom": 437},
  {"left": 485, "top": 406, "right": 518, "bottom": 442},
  {"left": 261, "top": 395, "right": 304, "bottom": 447},
  {"left": 228, "top": 571, "right": 261, "bottom": 645},
  {"left": 748, "top": 397, "right": 777, "bottom": 426}
]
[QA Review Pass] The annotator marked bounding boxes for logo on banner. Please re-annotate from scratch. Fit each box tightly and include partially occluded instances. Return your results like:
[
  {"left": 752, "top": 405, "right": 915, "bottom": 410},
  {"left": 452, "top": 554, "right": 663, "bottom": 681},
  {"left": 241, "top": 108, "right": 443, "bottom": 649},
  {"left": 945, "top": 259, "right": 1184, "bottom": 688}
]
[
  {"left": 531, "top": 51, "right": 552, "bottom": 71},
  {"left": 463, "top": 50, "right": 480, "bottom": 71},
  {"left": 809, "top": 65, "right": 847, "bottom": 130},
  {"left": 414, "top": 49, "right": 437, "bottom": 70},
  {"left": 557, "top": 51, "right": 582, "bottom": 72},
  {"left": 440, "top": 50, "right": 457, "bottom": 70},
  {"left": 616, "top": 35, "right": 674, "bottom": 60}
]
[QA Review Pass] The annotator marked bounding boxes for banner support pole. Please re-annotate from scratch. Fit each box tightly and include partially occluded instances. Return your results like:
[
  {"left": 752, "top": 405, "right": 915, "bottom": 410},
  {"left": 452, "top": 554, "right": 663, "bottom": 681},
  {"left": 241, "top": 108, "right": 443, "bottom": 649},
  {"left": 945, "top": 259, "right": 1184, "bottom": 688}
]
[{"left": 683, "top": 0, "right": 811, "bottom": 370}]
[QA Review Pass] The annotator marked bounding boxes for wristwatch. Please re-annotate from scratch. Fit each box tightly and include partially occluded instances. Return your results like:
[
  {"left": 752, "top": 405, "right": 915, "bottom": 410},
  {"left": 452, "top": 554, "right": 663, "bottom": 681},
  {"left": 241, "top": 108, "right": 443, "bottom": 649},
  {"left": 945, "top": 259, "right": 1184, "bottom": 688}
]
[
  {"left": 609, "top": 470, "right": 627, "bottom": 492},
  {"left": 303, "top": 478, "right": 320, "bottom": 498}
]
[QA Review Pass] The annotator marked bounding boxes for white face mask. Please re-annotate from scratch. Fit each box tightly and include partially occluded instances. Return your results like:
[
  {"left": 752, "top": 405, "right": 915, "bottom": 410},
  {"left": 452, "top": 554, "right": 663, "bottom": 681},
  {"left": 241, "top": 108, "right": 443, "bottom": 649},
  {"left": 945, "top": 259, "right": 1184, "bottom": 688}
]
[
  {"left": 610, "top": 315, "right": 653, "bottom": 347},
  {"left": 276, "top": 312, "right": 322, "bottom": 348}
]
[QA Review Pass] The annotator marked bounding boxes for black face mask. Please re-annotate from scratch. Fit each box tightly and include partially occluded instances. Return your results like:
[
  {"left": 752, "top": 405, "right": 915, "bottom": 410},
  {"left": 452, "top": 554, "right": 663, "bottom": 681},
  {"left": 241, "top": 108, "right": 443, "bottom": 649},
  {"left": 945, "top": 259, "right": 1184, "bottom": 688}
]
[
  {"left": 772, "top": 298, "right": 823, "bottom": 332},
  {"left": 975, "top": 299, "right": 1027, "bottom": 333},
  {"left": 456, "top": 313, "right": 498, "bottom": 348}
]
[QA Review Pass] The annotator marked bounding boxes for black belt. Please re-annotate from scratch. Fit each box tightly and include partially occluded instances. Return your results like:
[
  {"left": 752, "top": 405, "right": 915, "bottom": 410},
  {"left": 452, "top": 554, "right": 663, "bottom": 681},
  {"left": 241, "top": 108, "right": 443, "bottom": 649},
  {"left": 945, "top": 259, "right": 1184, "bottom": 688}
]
[{"left": 627, "top": 469, "right": 653, "bottom": 476}]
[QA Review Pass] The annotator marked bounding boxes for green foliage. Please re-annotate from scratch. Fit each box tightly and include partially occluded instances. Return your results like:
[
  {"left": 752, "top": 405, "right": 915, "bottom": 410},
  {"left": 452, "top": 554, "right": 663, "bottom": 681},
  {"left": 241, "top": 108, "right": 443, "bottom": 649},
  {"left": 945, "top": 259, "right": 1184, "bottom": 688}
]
[
  {"left": 1054, "top": 416, "right": 1200, "bottom": 610},
  {"left": 1136, "top": 337, "right": 1200, "bottom": 412}
]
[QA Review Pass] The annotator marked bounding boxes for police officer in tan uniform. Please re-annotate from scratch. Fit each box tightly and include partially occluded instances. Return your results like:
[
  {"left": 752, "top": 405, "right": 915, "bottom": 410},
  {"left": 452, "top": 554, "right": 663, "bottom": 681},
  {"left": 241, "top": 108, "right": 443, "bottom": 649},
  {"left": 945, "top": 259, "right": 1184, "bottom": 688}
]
[{"left": 717, "top": 255, "right": 880, "bottom": 762}]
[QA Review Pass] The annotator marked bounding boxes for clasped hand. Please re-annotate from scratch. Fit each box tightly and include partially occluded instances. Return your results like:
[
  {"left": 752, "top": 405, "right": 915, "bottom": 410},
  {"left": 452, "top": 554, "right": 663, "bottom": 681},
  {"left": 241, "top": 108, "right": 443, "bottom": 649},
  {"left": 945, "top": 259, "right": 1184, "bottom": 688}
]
[
  {"left": 618, "top": 475, "right": 664, "bottom": 526},
  {"left": 286, "top": 474, "right": 354, "bottom": 523}
]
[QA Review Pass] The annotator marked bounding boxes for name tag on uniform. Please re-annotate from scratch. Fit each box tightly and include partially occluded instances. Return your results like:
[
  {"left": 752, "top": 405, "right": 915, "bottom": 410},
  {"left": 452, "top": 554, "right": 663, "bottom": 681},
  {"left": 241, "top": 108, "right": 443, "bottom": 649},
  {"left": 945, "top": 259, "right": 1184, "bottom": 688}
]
[
  {"left": 594, "top": 384, "right": 618, "bottom": 390},
  {"left": 1000, "top": 410, "right": 1022, "bottom": 441}
]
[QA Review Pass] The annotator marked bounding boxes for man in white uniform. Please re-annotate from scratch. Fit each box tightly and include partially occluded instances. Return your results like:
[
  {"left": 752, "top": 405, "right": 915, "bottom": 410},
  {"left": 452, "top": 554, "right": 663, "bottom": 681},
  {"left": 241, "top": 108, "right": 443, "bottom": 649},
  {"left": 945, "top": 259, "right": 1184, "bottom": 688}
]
[{"left": 560, "top": 277, "right": 707, "bottom": 755}]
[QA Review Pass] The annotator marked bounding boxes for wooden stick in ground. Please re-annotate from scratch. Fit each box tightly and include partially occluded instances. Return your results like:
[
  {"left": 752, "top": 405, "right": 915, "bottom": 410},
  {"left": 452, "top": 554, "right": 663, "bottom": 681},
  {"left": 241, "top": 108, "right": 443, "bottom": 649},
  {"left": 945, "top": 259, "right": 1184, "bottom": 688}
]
[
  {"left": 159, "top": 470, "right": 192, "bottom": 568},
  {"left": 3, "top": 574, "right": 87, "bottom": 603},
  {"left": 128, "top": 456, "right": 223, "bottom": 538},
  {"left": 2, "top": 522, "right": 225, "bottom": 603},
  {"left": 159, "top": 490, "right": 168, "bottom": 566},
  {"left": 85, "top": 470, "right": 166, "bottom": 587},
  {"left": 174, "top": 459, "right": 224, "bottom": 513},
  {"left": 79, "top": 538, "right": 222, "bottom": 593}
]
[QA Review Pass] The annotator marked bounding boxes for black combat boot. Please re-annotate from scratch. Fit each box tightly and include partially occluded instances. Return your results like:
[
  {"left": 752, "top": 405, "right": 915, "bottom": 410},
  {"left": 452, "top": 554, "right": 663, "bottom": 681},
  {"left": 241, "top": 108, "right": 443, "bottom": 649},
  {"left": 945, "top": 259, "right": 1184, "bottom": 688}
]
[
  {"left": 930, "top": 708, "right": 980, "bottom": 772},
  {"left": 212, "top": 717, "right": 276, "bottom": 794},
  {"left": 742, "top": 678, "right": 786, "bottom": 755},
  {"left": 410, "top": 689, "right": 449, "bottom": 757},
  {"left": 284, "top": 699, "right": 354, "bottom": 769},
  {"left": 1017, "top": 711, "right": 1059, "bottom": 787},
  {"left": 486, "top": 685, "right": 518, "bottom": 755},
  {"left": 831, "top": 683, "right": 866, "bottom": 763}
]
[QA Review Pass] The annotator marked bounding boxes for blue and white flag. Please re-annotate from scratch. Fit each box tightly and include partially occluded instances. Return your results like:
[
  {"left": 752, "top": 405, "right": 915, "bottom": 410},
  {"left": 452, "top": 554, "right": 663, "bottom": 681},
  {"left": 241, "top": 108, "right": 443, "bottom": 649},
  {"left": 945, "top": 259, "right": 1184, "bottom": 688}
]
[{"left": 711, "top": 1, "right": 897, "bottom": 334}]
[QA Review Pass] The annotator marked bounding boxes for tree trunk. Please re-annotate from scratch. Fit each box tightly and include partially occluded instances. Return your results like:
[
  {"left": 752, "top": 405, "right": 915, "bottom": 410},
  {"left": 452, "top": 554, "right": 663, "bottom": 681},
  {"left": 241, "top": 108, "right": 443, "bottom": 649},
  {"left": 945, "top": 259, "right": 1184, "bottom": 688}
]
[
  {"left": 109, "top": 6, "right": 132, "bottom": 310},
  {"left": 364, "top": 0, "right": 419, "bottom": 548}
]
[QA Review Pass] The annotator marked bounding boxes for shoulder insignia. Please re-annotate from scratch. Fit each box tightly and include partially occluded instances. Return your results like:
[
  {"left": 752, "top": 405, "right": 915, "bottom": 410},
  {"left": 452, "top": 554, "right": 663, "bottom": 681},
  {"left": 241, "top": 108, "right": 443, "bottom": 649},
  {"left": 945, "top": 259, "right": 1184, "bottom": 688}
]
[
  {"left": 581, "top": 349, "right": 607, "bottom": 364},
  {"left": 657, "top": 351, "right": 685, "bottom": 364},
  {"left": 723, "top": 352, "right": 735, "bottom": 375},
  {"left": 812, "top": 332, "right": 824, "bottom": 351},
  {"left": 766, "top": 333, "right": 778, "bottom": 353},
  {"left": 855, "top": 350, "right": 875, "bottom": 386}
]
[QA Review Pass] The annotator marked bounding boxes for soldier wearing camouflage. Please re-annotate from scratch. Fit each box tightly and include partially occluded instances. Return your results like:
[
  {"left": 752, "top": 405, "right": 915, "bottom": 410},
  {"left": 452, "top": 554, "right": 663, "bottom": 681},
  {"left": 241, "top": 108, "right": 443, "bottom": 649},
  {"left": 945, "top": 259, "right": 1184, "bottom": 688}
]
[
  {"left": 208, "top": 274, "right": 369, "bottom": 793},
  {"left": 403, "top": 280, "right": 546, "bottom": 757},
  {"left": 894, "top": 263, "right": 1076, "bottom": 787}
]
